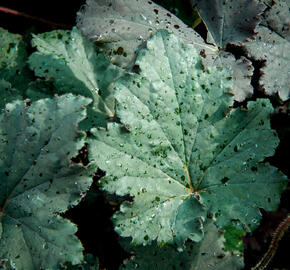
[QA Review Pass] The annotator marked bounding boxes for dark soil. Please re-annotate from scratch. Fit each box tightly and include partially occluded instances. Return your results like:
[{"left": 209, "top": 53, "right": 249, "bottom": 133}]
[{"left": 1, "top": 1, "right": 289, "bottom": 269}]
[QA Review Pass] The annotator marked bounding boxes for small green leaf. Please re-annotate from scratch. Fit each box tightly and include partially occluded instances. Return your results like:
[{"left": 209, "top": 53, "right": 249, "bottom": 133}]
[
  {"left": 224, "top": 225, "right": 245, "bottom": 253},
  {"left": 89, "top": 30, "right": 287, "bottom": 246},
  {"left": 0, "top": 94, "right": 95, "bottom": 270}
]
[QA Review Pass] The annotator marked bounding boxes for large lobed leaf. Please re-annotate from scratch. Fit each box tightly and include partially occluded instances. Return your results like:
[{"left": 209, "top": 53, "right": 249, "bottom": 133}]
[
  {"left": 89, "top": 30, "right": 287, "bottom": 246},
  {"left": 0, "top": 94, "right": 95, "bottom": 270},
  {"left": 29, "top": 27, "right": 122, "bottom": 128},
  {"left": 76, "top": 0, "right": 212, "bottom": 69}
]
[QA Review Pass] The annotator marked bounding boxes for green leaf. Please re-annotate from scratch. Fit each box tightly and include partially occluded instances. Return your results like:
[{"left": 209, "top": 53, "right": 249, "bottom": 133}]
[
  {"left": 89, "top": 30, "right": 287, "bottom": 246},
  {"left": 0, "top": 28, "right": 31, "bottom": 93},
  {"left": 207, "top": 52, "right": 254, "bottom": 102},
  {"left": 0, "top": 94, "right": 95, "bottom": 270},
  {"left": 120, "top": 220, "right": 244, "bottom": 269},
  {"left": 25, "top": 79, "right": 58, "bottom": 102},
  {"left": 224, "top": 225, "right": 245, "bottom": 253},
  {"left": 190, "top": 1, "right": 290, "bottom": 101},
  {"left": 77, "top": 1, "right": 255, "bottom": 102},
  {"left": 0, "top": 79, "right": 22, "bottom": 110},
  {"left": 190, "top": 0, "right": 266, "bottom": 47},
  {"left": 244, "top": 26, "right": 290, "bottom": 101},
  {"left": 76, "top": 0, "right": 211, "bottom": 69},
  {"left": 59, "top": 254, "right": 99, "bottom": 270},
  {"left": 28, "top": 27, "right": 122, "bottom": 128}
]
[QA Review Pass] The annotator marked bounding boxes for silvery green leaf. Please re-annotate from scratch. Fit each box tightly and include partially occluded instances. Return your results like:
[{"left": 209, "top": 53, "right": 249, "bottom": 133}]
[
  {"left": 191, "top": 0, "right": 266, "bottom": 47},
  {"left": 261, "top": 0, "right": 290, "bottom": 42},
  {"left": 89, "top": 30, "right": 287, "bottom": 246},
  {"left": 76, "top": 0, "right": 213, "bottom": 68},
  {"left": 244, "top": 26, "right": 290, "bottom": 101},
  {"left": 0, "top": 94, "right": 95, "bottom": 269}
]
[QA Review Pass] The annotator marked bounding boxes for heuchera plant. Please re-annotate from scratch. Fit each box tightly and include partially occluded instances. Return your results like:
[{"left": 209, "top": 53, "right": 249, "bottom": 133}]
[{"left": 0, "top": 0, "right": 289, "bottom": 269}]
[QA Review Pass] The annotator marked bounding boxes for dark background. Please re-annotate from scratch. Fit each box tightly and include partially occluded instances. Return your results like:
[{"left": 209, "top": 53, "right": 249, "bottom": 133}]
[
  {"left": 0, "top": 1, "right": 289, "bottom": 269},
  {"left": 0, "top": 0, "right": 85, "bottom": 33}
]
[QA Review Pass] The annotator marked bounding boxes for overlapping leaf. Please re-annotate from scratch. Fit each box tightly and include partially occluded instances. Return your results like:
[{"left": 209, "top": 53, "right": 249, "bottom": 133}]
[
  {"left": 76, "top": 0, "right": 256, "bottom": 102},
  {"left": 191, "top": 0, "right": 290, "bottom": 101},
  {"left": 76, "top": 0, "right": 212, "bottom": 68},
  {"left": 0, "top": 94, "right": 95, "bottom": 270},
  {"left": 154, "top": 0, "right": 201, "bottom": 28},
  {"left": 191, "top": 0, "right": 266, "bottom": 47},
  {"left": 188, "top": 0, "right": 268, "bottom": 101},
  {"left": 89, "top": 30, "right": 287, "bottom": 246},
  {"left": 0, "top": 27, "right": 31, "bottom": 93},
  {"left": 205, "top": 52, "right": 254, "bottom": 102},
  {"left": 261, "top": 0, "right": 290, "bottom": 42},
  {"left": 120, "top": 221, "right": 244, "bottom": 270},
  {"left": 29, "top": 27, "right": 122, "bottom": 128},
  {"left": 243, "top": 26, "right": 290, "bottom": 101}
]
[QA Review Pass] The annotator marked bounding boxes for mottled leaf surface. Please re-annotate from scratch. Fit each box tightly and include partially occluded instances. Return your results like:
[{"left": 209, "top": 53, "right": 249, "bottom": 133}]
[
  {"left": 0, "top": 94, "right": 95, "bottom": 270},
  {"left": 76, "top": 0, "right": 254, "bottom": 102},
  {"left": 244, "top": 26, "right": 290, "bottom": 101},
  {"left": 29, "top": 27, "right": 122, "bottom": 128},
  {"left": 154, "top": 0, "right": 201, "bottom": 28},
  {"left": 206, "top": 52, "right": 254, "bottom": 102},
  {"left": 191, "top": 0, "right": 266, "bottom": 47},
  {"left": 89, "top": 31, "right": 287, "bottom": 246},
  {"left": 0, "top": 28, "right": 31, "bottom": 92},
  {"left": 76, "top": 0, "right": 212, "bottom": 68},
  {"left": 261, "top": 0, "right": 290, "bottom": 42},
  {"left": 120, "top": 221, "right": 244, "bottom": 270}
]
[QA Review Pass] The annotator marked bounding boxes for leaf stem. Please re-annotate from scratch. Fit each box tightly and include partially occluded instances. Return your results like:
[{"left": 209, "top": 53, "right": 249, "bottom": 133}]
[
  {"left": 184, "top": 164, "right": 194, "bottom": 193},
  {"left": 251, "top": 214, "right": 290, "bottom": 270},
  {"left": 0, "top": 6, "right": 71, "bottom": 29}
]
